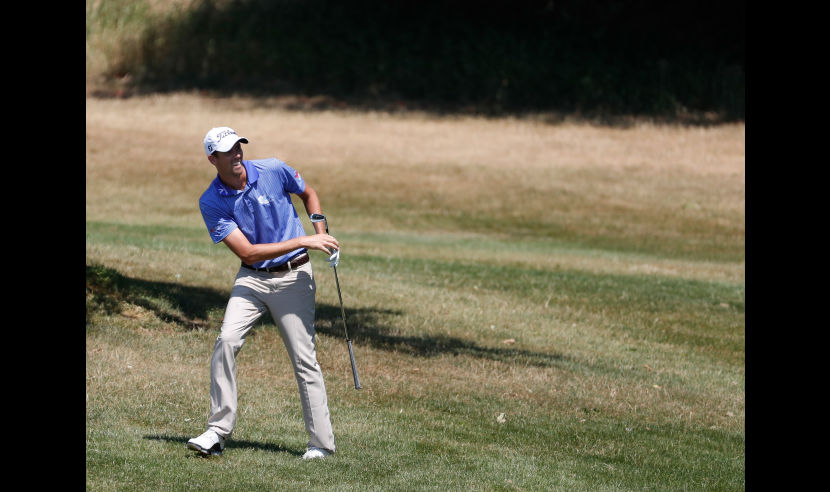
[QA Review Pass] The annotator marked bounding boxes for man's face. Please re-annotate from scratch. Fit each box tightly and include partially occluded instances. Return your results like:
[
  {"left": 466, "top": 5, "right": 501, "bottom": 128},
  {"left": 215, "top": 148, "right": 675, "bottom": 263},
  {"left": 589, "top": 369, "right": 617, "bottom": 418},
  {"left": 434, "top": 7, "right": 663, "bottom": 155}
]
[{"left": 209, "top": 141, "right": 244, "bottom": 178}]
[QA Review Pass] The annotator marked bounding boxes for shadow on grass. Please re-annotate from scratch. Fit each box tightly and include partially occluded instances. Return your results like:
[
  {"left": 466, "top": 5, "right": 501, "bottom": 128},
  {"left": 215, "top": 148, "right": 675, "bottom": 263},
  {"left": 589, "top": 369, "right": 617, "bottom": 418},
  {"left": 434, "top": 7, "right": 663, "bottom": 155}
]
[
  {"left": 143, "top": 434, "right": 303, "bottom": 457},
  {"left": 315, "top": 303, "right": 564, "bottom": 368},
  {"left": 86, "top": 264, "right": 227, "bottom": 330},
  {"left": 87, "top": 264, "right": 563, "bottom": 367}
]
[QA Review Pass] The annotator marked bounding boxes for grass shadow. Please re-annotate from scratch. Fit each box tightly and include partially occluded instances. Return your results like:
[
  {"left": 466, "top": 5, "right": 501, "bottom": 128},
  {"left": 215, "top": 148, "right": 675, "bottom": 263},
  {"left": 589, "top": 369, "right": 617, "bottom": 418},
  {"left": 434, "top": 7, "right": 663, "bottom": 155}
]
[
  {"left": 87, "top": 264, "right": 563, "bottom": 367},
  {"left": 86, "top": 264, "right": 227, "bottom": 330},
  {"left": 314, "top": 303, "right": 565, "bottom": 368},
  {"left": 143, "top": 434, "right": 303, "bottom": 457}
]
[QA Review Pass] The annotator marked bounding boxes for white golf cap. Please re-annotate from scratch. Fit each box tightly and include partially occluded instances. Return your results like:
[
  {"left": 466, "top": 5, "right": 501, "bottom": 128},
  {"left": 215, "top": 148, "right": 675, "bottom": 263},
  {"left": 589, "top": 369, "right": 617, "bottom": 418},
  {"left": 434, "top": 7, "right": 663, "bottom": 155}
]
[{"left": 203, "top": 126, "right": 249, "bottom": 156}]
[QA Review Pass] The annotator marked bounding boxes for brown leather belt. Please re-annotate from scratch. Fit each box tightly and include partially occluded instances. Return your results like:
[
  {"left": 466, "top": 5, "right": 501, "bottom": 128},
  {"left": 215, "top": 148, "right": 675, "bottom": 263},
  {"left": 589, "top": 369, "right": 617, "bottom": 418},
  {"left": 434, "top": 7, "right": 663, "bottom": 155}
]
[{"left": 241, "top": 252, "right": 309, "bottom": 273}]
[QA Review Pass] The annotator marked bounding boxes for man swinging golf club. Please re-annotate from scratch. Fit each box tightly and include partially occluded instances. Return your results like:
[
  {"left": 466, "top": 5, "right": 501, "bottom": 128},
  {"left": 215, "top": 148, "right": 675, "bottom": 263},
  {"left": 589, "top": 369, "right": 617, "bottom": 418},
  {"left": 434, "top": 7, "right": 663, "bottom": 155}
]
[{"left": 188, "top": 126, "right": 340, "bottom": 459}]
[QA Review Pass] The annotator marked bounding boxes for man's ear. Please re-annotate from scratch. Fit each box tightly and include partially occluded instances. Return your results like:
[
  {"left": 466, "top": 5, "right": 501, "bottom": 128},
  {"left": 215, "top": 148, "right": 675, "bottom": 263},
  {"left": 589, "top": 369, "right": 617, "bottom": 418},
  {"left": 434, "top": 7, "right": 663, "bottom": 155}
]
[{"left": 207, "top": 154, "right": 217, "bottom": 166}]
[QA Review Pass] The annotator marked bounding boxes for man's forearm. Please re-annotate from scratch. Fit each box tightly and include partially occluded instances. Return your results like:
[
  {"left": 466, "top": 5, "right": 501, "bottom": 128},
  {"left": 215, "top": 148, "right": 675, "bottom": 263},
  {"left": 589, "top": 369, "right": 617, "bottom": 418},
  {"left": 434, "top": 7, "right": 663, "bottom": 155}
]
[
  {"left": 300, "top": 186, "right": 326, "bottom": 234},
  {"left": 226, "top": 234, "right": 307, "bottom": 265},
  {"left": 222, "top": 219, "right": 339, "bottom": 265}
]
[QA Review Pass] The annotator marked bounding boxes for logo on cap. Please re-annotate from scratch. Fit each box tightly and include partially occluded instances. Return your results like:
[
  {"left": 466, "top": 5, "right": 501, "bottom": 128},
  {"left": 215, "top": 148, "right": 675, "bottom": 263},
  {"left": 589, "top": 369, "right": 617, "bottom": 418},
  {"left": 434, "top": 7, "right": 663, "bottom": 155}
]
[
  {"left": 205, "top": 126, "right": 247, "bottom": 156},
  {"left": 215, "top": 129, "right": 237, "bottom": 142}
]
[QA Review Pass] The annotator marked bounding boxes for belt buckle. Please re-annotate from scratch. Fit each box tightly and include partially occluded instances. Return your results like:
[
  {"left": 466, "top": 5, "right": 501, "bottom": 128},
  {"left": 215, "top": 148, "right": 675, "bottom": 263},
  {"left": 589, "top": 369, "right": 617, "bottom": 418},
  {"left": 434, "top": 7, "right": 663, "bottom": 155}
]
[
  {"left": 254, "top": 253, "right": 305, "bottom": 274},
  {"left": 272, "top": 259, "right": 292, "bottom": 273}
]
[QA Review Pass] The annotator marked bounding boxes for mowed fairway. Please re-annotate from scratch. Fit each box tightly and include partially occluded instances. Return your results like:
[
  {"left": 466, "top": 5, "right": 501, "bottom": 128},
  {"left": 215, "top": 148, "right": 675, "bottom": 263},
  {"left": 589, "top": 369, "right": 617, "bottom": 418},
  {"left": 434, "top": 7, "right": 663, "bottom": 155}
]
[{"left": 86, "top": 94, "right": 745, "bottom": 491}]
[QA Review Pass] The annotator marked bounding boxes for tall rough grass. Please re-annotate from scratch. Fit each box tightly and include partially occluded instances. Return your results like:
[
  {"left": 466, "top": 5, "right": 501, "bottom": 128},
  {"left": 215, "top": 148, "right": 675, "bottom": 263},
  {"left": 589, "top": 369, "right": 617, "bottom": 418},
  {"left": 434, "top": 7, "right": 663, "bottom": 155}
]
[{"left": 86, "top": 0, "right": 744, "bottom": 121}]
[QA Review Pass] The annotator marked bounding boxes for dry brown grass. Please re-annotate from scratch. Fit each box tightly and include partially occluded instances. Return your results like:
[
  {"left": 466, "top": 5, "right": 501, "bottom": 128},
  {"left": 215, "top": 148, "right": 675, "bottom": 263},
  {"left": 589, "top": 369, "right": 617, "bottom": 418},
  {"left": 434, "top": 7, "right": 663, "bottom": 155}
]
[
  {"left": 86, "top": 91, "right": 745, "bottom": 401},
  {"left": 87, "top": 92, "right": 744, "bottom": 268},
  {"left": 87, "top": 94, "right": 744, "bottom": 489},
  {"left": 87, "top": 91, "right": 745, "bottom": 306}
]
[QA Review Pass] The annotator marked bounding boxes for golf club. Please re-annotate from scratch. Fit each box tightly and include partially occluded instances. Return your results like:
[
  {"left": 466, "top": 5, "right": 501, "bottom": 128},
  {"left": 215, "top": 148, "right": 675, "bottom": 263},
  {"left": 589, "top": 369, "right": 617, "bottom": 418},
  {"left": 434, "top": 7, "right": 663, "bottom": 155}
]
[{"left": 310, "top": 213, "right": 362, "bottom": 390}]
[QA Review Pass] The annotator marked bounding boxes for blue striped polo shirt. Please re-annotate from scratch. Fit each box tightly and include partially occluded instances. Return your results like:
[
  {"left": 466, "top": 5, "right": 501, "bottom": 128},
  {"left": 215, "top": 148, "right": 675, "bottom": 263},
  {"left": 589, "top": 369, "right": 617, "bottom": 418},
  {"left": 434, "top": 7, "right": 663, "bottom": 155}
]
[{"left": 199, "top": 158, "right": 308, "bottom": 269}]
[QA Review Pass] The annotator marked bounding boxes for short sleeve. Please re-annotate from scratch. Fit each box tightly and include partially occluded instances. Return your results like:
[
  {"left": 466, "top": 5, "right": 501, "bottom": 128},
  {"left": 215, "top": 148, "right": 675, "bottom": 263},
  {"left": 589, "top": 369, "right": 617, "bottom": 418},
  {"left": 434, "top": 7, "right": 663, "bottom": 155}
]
[{"left": 199, "top": 199, "right": 238, "bottom": 243}]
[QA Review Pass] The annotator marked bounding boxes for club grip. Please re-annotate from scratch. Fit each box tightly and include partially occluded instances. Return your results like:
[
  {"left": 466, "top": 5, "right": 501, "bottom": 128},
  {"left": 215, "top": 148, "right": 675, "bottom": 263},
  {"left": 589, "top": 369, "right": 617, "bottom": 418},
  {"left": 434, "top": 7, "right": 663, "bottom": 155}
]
[{"left": 347, "top": 339, "right": 362, "bottom": 390}]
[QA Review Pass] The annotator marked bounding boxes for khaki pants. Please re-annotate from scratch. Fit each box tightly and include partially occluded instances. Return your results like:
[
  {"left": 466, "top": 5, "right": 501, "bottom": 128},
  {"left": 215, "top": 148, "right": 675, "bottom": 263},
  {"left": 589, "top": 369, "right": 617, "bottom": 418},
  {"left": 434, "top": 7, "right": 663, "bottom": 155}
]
[{"left": 206, "top": 260, "right": 335, "bottom": 453}]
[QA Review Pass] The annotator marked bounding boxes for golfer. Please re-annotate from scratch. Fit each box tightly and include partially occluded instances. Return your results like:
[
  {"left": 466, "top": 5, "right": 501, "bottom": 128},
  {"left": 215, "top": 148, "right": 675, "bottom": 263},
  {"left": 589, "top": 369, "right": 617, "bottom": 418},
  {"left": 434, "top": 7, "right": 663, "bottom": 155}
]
[{"left": 188, "top": 126, "right": 339, "bottom": 459}]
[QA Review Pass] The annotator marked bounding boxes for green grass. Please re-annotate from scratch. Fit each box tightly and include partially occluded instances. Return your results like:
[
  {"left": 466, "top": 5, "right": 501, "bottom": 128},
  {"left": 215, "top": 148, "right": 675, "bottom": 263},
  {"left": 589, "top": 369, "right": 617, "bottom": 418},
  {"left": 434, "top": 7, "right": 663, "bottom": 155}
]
[
  {"left": 86, "top": 222, "right": 743, "bottom": 490},
  {"left": 86, "top": 94, "right": 743, "bottom": 490}
]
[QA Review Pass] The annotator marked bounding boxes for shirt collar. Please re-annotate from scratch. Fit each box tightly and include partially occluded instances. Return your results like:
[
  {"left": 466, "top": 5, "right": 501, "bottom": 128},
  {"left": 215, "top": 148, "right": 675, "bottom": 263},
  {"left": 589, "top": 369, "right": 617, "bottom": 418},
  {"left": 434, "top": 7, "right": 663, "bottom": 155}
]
[{"left": 212, "top": 161, "right": 259, "bottom": 196}]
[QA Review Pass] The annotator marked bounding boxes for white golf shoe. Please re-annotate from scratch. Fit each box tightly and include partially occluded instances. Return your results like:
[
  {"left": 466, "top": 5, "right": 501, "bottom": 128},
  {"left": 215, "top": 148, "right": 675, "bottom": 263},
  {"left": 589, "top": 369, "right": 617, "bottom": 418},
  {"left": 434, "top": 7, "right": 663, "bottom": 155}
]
[
  {"left": 187, "top": 429, "right": 226, "bottom": 456},
  {"left": 302, "top": 446, "right": 331, "bottom": 460}
]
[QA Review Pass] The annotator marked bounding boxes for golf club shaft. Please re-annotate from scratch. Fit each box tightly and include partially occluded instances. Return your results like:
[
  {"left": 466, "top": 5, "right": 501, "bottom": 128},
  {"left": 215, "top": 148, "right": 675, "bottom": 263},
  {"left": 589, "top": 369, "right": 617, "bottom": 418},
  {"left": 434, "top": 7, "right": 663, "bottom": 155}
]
[
  {"left": 310, "top": 213, "right": 362, "bottom": 390},
  {"left": 347, "top": 339, "right": 360, "bottom": 390},
  {"left": 333, "top": 264, "right": 362, "bottom": 390}
]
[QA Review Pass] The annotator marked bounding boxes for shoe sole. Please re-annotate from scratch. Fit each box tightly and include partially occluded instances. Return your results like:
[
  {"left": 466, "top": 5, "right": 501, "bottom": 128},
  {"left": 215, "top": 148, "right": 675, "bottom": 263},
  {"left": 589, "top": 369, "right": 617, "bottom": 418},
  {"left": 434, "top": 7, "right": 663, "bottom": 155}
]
[{"left": 187, "top": 441, "right": 223, "bottom": 456}]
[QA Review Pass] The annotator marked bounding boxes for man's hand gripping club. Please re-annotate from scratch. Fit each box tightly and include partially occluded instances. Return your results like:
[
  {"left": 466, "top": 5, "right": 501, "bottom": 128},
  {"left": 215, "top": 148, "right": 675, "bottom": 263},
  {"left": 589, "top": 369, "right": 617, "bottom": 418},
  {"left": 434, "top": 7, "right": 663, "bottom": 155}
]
[{"left": 309, "top": 213, "right": 340, "bottom": 268}]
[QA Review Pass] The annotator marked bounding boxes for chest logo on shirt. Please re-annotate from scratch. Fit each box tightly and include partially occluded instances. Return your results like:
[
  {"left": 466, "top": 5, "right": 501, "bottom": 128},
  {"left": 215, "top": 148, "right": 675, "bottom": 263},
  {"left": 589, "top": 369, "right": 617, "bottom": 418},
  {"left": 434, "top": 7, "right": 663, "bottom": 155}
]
[{"left": 257, "top": 195, "right": 270, "bottom": 205}]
